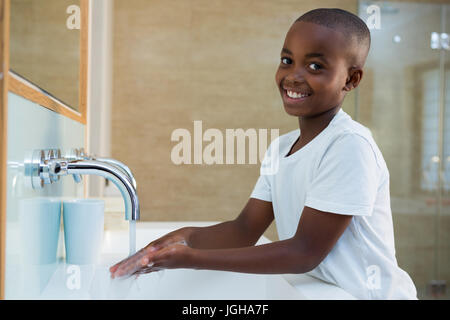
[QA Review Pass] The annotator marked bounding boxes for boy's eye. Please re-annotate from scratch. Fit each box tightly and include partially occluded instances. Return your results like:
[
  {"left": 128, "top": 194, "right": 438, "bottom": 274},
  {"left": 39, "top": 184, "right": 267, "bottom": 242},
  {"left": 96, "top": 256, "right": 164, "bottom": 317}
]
[
  {"left": 280, "top": 58, "right": 322, "bottom": 71},
  {"left": 280, "top": 57, "right": 292, "bottom": 65},
  {"left": 308, "top": 63, "right": 322, "bottom": 71}
]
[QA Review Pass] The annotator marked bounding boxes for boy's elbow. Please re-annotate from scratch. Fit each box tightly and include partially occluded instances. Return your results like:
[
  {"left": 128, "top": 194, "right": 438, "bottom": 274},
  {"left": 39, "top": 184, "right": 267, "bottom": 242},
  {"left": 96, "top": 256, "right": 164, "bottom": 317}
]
[
  {"left": 291, "top": 258, "right": 318, "bottom": 274},
  {"left": 286, "top": 240, "right": 322, "bottom": 274}
]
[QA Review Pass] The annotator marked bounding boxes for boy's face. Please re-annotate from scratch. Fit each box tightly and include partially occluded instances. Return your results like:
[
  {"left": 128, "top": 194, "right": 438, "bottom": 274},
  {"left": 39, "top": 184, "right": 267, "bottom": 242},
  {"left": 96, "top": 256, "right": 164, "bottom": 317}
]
[{"left": 275, "top": 21, "right": 361, "bottom": 118}]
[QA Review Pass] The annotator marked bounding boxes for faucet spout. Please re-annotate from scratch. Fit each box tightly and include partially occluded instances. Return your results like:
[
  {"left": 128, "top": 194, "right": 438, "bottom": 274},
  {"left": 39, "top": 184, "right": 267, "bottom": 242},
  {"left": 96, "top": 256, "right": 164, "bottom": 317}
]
[
  {"left": 55, "top": 159, "right": 140, "bottom": 221},
  {"left": 93, "top": 157, "right": 137, "bottom": 190},
  {"left": 64, "top": 149, "right": 137, "bottom": 190}
]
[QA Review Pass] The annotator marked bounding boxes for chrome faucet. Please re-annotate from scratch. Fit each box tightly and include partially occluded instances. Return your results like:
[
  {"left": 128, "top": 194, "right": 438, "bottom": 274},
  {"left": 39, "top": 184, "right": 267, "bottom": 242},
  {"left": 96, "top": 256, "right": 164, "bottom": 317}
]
[
  {"left": 24, "top": 148, "right": 140, "bottom": 221},
  {"left": 65, "top": 148, "right": 137, "bottom": 190}
]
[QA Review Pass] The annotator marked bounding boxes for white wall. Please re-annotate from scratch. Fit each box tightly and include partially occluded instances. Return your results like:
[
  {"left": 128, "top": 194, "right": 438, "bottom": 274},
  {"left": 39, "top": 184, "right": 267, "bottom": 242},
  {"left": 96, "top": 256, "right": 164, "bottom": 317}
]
[{"left": 5, "top": 93, "right": 85, "bottom": 298}]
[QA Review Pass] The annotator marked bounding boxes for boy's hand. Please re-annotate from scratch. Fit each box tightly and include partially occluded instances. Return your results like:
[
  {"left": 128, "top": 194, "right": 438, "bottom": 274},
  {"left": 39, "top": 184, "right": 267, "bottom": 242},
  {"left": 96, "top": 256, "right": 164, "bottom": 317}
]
[
  {"left": 109, "top": 227, "right": 194, "bottom": 278},
  {"left": 131, "top": 243, "right": 192, "bottom": 275}
]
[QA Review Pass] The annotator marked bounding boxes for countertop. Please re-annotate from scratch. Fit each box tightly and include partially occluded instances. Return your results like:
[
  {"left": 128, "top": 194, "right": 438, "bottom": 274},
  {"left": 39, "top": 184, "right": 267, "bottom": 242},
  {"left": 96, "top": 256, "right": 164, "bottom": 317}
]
[{"left": 5, "top": 215, "right": 355, "bottom": 299}]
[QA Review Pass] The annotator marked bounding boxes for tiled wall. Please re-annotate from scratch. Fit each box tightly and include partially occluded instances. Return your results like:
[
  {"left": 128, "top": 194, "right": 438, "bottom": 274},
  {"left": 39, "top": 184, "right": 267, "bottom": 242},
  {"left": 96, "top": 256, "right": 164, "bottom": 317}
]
[{"left": 111, "top": 0, "right": 358, "bottom": 241}]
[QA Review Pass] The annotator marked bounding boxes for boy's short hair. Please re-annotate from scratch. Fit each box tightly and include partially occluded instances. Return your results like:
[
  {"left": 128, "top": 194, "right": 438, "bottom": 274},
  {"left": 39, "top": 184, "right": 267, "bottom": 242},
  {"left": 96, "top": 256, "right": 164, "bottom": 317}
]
[{"left": 295, "top": 8, "right": 371, "bottom": 68}]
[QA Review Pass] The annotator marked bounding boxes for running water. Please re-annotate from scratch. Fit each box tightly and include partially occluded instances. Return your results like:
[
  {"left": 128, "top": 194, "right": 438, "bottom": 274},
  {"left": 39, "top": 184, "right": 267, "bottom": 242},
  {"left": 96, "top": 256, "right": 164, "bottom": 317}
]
[{"left": 129, "top": 220, "right": 136, "bottom": 256}]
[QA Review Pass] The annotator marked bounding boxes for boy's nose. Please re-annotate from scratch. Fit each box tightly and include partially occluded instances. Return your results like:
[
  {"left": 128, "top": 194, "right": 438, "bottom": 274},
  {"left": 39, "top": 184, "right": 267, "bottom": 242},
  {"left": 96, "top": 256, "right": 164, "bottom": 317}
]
[
  {"left": 285, "top": 68, "right": 307, "bottom": 82},
  {"left": 283, "top": 74, "right": 308, "bottom": 88}
]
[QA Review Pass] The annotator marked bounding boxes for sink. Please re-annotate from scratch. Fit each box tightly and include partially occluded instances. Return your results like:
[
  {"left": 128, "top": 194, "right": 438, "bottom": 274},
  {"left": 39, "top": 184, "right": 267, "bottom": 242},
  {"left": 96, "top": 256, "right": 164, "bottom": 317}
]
[
  {"left": 39, "top": 258, "right": 304, "bottom": 299},
  {"left": 91, "top": 264, "right": 304, "bottom": 300},
  {"left": 37, "top": 222, "right": 354, "bottom": 300}
]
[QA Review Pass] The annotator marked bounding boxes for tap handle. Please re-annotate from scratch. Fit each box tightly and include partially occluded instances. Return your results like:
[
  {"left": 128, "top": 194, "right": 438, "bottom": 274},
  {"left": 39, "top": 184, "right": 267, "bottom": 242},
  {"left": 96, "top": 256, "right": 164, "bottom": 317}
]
[{"left": 25, "top": 148, "right": 62, "bottom": 189}]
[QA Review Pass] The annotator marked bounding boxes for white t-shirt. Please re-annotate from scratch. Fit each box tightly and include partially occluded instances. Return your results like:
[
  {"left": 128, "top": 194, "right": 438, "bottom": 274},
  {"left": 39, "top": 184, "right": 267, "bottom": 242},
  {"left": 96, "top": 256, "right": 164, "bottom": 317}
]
[{"left": 250, "top": 108, "right": 417, "bottom": 300}]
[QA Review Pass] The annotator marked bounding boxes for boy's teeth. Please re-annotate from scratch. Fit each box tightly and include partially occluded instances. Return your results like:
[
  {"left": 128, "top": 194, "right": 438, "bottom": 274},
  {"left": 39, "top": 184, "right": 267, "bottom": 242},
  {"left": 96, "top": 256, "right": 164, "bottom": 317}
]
[{"left": 287, "top": 90, "right": 309, "bottom": 98}]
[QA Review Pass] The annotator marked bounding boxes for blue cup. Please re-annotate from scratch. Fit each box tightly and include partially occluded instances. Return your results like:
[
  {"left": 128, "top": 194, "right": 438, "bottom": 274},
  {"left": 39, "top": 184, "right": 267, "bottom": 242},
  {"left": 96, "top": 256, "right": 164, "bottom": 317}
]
[
  {"left": 63, "top": 199, "right": 105, "bottom": 265},
  {"left": 18, "top": 198, "right": 62, "bottom": 265}
]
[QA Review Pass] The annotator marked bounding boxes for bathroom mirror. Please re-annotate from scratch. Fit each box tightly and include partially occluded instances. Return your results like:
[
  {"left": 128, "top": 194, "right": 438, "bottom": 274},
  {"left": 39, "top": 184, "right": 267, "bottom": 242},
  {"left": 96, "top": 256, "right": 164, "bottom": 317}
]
[{"left": 9, "top": 0, "right": 82, "bottom": 111}]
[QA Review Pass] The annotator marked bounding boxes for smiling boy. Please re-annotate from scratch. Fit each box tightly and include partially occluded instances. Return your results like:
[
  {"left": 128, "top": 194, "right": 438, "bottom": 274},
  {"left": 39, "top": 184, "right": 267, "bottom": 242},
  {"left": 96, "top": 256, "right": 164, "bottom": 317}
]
[{"left": 110, "top": 8, "right": 417, "bottom": 300}]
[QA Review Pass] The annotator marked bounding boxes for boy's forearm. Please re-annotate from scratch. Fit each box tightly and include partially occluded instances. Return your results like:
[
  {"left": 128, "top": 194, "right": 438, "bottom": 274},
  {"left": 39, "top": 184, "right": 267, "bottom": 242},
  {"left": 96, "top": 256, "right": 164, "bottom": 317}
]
[
  {"left": 188, "top": 238, "right": 315, "bottom": 274},
  {"left": 187, "top": 220, "right": 258, "bottom": 249}
]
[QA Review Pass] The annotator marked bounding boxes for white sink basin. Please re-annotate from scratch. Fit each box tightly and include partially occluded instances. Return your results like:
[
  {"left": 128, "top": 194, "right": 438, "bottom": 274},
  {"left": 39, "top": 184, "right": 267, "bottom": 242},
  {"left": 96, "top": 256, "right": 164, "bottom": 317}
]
[
  {"left": 38, "top": 222, "right": 354, "bottom": 300},
  {"left": 90, "top": 265, "right": 304, "bottom": 300}
]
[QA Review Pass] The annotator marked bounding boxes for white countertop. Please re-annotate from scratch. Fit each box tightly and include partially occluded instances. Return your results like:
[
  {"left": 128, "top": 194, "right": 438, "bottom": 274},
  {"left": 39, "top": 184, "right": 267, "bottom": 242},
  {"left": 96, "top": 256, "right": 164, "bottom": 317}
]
[{"left": 35, "top": 221, "right": 356, "bottom": 300}]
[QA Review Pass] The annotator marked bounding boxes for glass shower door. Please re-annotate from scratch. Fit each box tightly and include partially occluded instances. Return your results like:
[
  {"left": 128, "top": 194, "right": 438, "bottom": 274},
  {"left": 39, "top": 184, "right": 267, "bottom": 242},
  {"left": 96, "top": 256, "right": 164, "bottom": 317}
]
[
  {"left": 358, "top": 1, "right": 449, "bottom": 299},
  {"left": 439, "top": 1, "right": 450, "bottom": 300}
]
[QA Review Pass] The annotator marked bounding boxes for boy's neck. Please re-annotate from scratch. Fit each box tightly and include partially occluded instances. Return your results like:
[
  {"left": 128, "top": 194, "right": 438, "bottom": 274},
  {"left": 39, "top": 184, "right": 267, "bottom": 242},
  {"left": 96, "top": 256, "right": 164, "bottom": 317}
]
[{"left": 297, "top": 105, "right": 341, "bottom": 145}]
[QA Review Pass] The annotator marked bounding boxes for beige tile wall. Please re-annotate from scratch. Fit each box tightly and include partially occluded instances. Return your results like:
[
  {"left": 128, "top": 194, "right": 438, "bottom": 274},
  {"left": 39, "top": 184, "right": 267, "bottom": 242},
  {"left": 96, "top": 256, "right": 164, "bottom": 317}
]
[{"left": 111, "top": 0, "right": 358, "bottom": 241}]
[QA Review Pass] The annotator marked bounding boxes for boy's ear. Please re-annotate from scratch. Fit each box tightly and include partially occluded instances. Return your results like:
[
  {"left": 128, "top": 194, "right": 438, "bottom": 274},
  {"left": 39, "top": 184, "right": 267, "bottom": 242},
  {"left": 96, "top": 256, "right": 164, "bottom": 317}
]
[{"left": 343, "top": 67, "right": 363, "bottom": 92}]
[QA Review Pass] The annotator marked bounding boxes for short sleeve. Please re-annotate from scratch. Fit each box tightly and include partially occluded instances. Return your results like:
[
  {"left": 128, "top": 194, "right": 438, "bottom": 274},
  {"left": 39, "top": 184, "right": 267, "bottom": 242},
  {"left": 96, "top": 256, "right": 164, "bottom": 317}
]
[
  {"left": 250, "top": 174, "right": 272, "bottom": 202},
  {"left": 304, "top": 133, "right": 380, "bottom": 216},
  {"left": 250, "top": 137, "right": 278, "bottom": 202}
]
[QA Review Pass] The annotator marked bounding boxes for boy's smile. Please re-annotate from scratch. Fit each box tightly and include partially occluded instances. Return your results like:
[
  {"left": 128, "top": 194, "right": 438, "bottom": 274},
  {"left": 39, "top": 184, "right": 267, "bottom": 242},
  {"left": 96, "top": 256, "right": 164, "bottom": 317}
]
[{"left": 275, "top": 21, "right": 360, "bottom": 118}]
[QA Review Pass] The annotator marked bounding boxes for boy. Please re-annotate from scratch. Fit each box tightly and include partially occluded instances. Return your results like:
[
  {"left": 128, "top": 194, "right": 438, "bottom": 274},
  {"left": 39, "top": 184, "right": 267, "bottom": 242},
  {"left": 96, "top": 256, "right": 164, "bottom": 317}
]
[{"left": 110, "top": 8, "right": 417, "bottom": 299}]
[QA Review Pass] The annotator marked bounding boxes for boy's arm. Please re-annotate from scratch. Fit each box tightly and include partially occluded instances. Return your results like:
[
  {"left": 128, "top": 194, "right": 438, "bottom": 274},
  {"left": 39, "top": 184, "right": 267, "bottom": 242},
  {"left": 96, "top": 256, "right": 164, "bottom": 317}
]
[
  {"left": 145, "top": 206, "right": 352, "bottom": 274},
  {"left": 187, "top": 197, "right": 275, "bottom": 249},
  {"left": 110, "top": 198, "right": 274, "bottom": 277}
]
